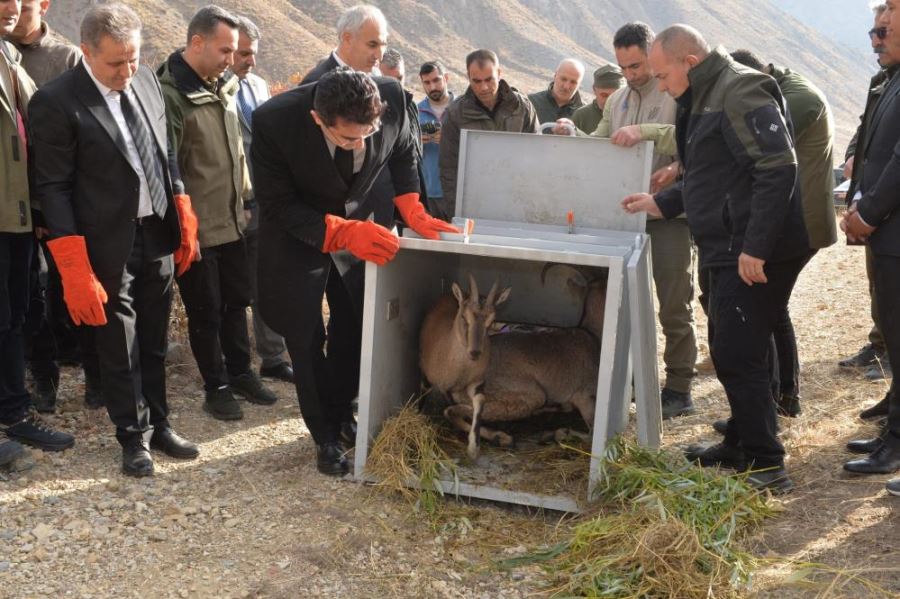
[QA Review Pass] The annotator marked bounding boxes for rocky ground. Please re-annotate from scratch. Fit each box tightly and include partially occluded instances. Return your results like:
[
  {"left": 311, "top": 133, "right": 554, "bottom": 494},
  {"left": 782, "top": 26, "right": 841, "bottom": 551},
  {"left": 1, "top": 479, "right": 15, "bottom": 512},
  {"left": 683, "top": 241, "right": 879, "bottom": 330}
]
[{"left": 1, "top": 230, "right": 899, "bottom": 598}]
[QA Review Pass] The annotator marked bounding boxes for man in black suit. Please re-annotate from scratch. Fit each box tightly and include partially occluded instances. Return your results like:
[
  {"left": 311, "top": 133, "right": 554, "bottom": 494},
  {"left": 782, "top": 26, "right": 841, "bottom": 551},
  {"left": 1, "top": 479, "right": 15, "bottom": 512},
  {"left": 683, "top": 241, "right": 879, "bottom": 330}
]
[
  {"left": 29, "top": 3, "right": 201, "bottom": 476},
  {"left": 251, "top": 69, "right": 457, "bottom": 475},
  {"left": 842, "top": 0, "right": 900, "bottom": 495}
]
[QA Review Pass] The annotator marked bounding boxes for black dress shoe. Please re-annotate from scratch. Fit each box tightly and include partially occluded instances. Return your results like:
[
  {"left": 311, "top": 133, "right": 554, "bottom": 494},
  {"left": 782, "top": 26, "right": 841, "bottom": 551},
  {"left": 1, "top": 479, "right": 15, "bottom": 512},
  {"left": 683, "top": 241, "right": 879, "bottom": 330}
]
[
  {"left": 339, "top": 420, "right": 357, "bottom": 449},
  {"left": 747, "top": 467, "right": 794, "bottom": 495},
  {"left": 844, "top": 433, "right": 900, "bottom": 474},
  {"left": 259, "top": 363, "right": 294, "bottom": 383},
  {"left": 859, "top": 393, "right": 891, "bottom": 421},
  {"left": 846, "top": 437, "right": 883, "bottom": 455},
  {"left": 887, "top": 477, "right": 900, "bottom": 496},
  {"left": 150, "top": 427, "right": 199, "bottom": 459},
  {"left": 316, "top": 442, "right": 349, "bottom": 476},
  {"left": 122, "top": 439, "right": 154, "bottom": 477},
  {"left": 685, "top": 442, "right": 746, "bottom": 470}
]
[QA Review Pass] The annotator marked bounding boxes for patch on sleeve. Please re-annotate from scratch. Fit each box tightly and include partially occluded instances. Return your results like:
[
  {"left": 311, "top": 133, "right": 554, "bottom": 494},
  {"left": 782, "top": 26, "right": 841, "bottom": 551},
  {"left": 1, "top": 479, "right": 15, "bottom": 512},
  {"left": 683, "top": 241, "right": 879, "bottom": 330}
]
[{"left": 743, "top": 104, "right": 791, "bottom": 155}]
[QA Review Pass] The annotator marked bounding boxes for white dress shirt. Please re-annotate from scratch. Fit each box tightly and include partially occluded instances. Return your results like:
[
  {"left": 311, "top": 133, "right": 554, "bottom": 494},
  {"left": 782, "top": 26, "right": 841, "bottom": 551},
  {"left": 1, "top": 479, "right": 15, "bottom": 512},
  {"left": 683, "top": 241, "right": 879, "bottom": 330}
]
[{"left": 84, "top": 61, "right": 153, "bottom": 218}]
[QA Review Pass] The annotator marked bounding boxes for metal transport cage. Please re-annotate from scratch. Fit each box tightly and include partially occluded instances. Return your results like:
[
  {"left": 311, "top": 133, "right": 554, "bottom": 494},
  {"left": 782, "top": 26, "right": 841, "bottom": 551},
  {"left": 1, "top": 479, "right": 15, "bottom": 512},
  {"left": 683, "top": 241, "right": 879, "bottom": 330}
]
[{"left": 354, "top": 130, "right": 662, "bottom": 512}]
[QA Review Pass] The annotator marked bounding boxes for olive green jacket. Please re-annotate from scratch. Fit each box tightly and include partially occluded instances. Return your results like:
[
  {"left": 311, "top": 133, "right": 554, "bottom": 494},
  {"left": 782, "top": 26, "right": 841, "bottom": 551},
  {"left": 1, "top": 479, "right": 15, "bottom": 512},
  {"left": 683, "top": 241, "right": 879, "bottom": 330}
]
[
  {"left": 572, "top": 101, "right": 602, "bottom": 137},
  {"left": 528, "top": 84, "right": 585, "bottom": 124},
  {"left": 158, "top": 51, "right": 250, "bottom": 249},
  {"left": 0, "top": 41, "right": 37, "bottom": 233},
  {"left": 768, "top": 65, "right": 837, "bottom": 249}
]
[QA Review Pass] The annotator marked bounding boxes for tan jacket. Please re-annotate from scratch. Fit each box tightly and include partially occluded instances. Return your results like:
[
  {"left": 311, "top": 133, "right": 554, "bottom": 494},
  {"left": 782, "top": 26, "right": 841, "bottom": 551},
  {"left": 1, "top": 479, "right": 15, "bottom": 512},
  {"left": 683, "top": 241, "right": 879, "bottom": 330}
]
[
  {"left": 0, "top": 41, "right": 37, "bottom": 233},
  {"left": 158, "top": 51, "right": 251, "bottom": 249},
  {"left": 591, "top": 77, "right": 677, "bottom": 174},
  {"left": 11, "top": 22, "right": 82, "bottom": 88}
]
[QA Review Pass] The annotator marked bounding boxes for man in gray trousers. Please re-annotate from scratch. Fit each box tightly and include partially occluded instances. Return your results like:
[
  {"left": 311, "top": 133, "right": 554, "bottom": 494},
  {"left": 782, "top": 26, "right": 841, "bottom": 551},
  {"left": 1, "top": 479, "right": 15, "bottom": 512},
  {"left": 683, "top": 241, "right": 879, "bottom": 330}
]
[{"left": 231, "top": 15, "right": 292, "bottom": 382}]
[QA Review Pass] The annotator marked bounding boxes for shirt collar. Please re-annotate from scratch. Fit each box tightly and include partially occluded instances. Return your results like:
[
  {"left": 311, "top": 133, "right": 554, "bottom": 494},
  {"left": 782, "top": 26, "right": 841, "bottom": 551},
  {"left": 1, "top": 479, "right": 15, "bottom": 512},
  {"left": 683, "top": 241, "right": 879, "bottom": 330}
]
[{"left": 330, "top": 50, "right": 382, "bottom": 76}]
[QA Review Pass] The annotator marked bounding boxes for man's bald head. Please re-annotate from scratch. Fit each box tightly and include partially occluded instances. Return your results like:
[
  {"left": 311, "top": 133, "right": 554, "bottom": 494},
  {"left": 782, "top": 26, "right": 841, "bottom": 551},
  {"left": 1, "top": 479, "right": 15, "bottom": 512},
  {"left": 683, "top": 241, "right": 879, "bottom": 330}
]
[
  {"left": 551, "top": 57, "right": 585, "bottom": 106},
  {"left": 648, "top": 24, "right": 710, "bottom": 99},
  {"left": 655, "top": 24, "right": 711, "bottom": 61}
]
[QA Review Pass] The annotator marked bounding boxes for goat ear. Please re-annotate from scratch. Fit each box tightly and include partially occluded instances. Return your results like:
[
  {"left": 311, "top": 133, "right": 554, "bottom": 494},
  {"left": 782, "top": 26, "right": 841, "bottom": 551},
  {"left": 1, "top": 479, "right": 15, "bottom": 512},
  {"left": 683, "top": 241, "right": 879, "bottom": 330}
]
[
  {"left": 451, "top": 282, "right": 464, "bottom": 304},
  {"left": 494, "top": 287, "right": 512, "bottom": 306}
]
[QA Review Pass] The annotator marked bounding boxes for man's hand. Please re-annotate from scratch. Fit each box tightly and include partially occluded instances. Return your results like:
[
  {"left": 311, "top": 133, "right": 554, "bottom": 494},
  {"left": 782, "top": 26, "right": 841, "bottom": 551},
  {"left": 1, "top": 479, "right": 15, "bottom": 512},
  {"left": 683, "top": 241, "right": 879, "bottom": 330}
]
[
  {"left": 611, "top": 125, "right": 643, "bottom": 147},
  {"left": 173, "top": 194, "right": 201, "bottom": 277},
  {"left": 422, "top": 128, "right": 442, "bottom": 145},
  {"left": 34, "top": 227, "right": 49, "bottom": 240},
  {"left": 738, "top": 253, "right": 767, "bottom": 286},
  {"left": 551, "top": 118, "right": 576, "bottom": 136},
  {"left": 322, "top": 215, "right": 399, "bottom": 265},
  {"left": 843, "top": 155, "right": 854, "bottom": 180},
  {"left": 621, "top": 193, "right": 663, "bottom": 218},
  {"left": 840, "top": 204, "right": 876, "bottom": 243},
  {"left": 650, "top": 162, "right": 679, "bottom": 193},
  {"left": 394, "top": 193, "right": 459, "bottom": 240}
]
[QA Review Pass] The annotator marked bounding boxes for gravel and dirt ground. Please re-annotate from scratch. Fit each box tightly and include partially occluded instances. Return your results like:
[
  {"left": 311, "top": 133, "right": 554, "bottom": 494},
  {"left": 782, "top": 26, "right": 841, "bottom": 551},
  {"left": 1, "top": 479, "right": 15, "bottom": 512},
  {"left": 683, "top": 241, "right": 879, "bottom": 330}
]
[{"left": 1, "top": 227, "right": 898, "bottom": 598}]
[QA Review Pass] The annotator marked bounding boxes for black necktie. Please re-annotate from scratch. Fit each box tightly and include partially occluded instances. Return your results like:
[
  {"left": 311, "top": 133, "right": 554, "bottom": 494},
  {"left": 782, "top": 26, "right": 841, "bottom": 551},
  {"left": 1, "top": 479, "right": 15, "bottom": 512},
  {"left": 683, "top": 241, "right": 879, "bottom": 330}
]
[
  {"left": 118, "top": 90, "right": 167, "bottom": 219},
  {"left": 334, "top": 146, "right": 355, "bottom": 187}
]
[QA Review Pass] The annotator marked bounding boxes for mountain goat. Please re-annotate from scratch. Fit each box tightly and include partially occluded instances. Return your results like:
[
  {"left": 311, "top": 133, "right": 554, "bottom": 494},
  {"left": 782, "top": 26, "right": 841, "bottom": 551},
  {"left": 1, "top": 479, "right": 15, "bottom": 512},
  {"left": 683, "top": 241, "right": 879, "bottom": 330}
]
[{"left": 419, "top": 274, "right": 511, "bottom": 459}]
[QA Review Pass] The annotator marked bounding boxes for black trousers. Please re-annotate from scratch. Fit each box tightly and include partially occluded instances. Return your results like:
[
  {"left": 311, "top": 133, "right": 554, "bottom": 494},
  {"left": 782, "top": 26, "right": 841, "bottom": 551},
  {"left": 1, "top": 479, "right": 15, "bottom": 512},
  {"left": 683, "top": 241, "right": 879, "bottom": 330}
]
[
  {"left": 95, "top": 221, "right": 174, "bottom": 444},
  {"left": 706, "top": 257, "right": 805, "bottom": 468},
  {"left": 873, "top": 253, "right": 900, "bottom": 437},
  {"left": 276, "top": 250, "right": 363, "bottom": 446},
  {"left": 0, "top": 233, "right": 34, "bottom": 424},
  {"left": 176, "top": 238, "right": 253, "bottom": 391},
  {"left": 770, "top": 250, "right": 815, "bottom": 400}
]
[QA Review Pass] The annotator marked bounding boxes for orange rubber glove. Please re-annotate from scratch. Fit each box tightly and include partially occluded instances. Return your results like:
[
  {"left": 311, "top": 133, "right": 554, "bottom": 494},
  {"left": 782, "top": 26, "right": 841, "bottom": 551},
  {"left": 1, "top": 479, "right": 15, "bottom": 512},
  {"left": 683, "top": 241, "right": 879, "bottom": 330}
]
[
  {"left": 172, "top": 193, "right": 201, "bottom": 277},
  {"left": 394, "top": 192, "right": 460, "bottom": 240},
  {"left": 322, "top": 214, "right": 399, "bottom": 266},
  {"left": 46, "top": 236, "right": 108, "bottom": 326}
]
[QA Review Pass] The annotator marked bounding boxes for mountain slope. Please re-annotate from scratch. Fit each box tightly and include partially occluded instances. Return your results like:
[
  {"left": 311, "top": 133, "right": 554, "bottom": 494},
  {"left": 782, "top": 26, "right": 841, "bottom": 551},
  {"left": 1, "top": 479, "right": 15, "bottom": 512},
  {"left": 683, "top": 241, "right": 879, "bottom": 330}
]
[
  {"left": 46, "top": 0, "right": 870, "bottom": 149},
  {"left": 771, "top": 0, "right": 877, "bottom": 59}
]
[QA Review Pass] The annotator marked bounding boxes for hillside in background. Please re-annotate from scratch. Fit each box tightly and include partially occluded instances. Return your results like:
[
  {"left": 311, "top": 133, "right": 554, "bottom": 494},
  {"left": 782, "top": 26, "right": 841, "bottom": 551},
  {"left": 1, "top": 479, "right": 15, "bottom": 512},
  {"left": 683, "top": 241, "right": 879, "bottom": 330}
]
[
  {"left": 771, "top": 0, "right": 877, "bottom": 60},
  {"left": 46, "top": 0, "right": 875, "bottom": 150}
]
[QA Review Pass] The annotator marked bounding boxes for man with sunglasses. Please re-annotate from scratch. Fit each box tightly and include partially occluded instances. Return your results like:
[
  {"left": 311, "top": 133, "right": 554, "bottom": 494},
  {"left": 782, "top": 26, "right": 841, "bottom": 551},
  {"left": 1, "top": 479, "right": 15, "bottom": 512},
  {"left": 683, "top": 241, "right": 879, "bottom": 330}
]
[
  {"left": 251, "top": 68, "right": 457, "bottom": 475},
  {"left": 839, "top": 3, "right": 896, "bottom": 385},
  {"left": 841, "top": 0, "right": 900, "bottom": 493}
]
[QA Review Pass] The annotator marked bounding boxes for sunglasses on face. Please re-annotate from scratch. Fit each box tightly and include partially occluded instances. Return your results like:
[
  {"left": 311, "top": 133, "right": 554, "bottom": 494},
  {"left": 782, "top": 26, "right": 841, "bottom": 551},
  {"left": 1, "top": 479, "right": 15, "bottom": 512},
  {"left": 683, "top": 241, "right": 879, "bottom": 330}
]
[{"left": 870, "top": 27, "right": 887, "bottom": 40}]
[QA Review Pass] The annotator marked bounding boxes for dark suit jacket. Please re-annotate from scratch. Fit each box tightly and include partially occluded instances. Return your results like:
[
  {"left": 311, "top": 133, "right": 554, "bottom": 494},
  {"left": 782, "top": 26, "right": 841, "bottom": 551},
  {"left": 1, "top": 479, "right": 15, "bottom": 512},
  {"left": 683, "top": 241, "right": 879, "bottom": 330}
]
[
  {"left": 302, "top": 54, "right": 432, "bottom": 219},
  {"left": 29, "top": 63, "right": 183, "bottom": 278},
  {"left": 301, "top": 54, "right": 340, "bottom": 85},
  {"left": 251, "top": 77, "right": 418, "bottom": 332},
  {"left": 857, "top": 69, "right": 900, "bottom": 257}
]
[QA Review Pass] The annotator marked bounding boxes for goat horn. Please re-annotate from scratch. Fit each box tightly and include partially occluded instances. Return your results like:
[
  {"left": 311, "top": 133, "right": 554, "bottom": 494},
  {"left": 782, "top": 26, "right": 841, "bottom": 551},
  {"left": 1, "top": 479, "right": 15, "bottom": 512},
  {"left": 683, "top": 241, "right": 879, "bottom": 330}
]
[
  {"left": 467, "top": 272, "right": 480, "bottom": 301},
  {"left": 485, "top": 279, "right": 500, "bottom": 305}
]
